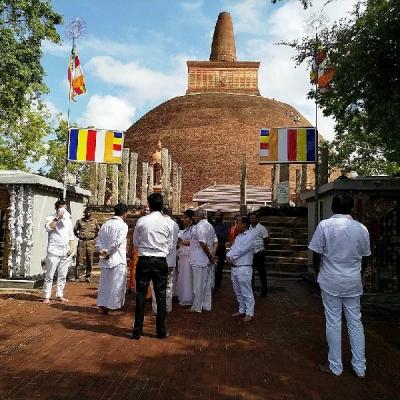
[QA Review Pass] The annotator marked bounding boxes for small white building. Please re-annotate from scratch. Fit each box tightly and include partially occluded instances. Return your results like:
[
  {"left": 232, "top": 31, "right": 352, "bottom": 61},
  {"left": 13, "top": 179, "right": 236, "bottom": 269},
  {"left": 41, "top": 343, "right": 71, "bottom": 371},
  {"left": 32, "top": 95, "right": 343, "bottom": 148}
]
[{"left": 0, "top": 171, "right": 91, "bottom": 288}]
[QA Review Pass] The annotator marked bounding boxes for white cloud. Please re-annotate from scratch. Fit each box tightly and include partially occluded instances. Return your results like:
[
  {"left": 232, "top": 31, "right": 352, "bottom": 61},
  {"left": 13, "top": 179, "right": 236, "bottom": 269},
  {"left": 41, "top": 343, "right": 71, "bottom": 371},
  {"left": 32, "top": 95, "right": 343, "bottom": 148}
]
[
  {"left": 86, "top": 55, "right": 188, "bottom": 108},
  {"left": 233, "top": 0, "right": 359, "bottom": 141},
  {"left": 79, "top": 95, "right": 136, "bottom": 131}
]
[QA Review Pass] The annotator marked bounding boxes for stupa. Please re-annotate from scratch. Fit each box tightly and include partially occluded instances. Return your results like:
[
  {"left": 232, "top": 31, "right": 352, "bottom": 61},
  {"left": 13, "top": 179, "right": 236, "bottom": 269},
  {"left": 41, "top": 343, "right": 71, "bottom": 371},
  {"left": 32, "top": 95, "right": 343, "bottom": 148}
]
[{"left": 125, "top": 12, "right": 315, "bottom": 204}]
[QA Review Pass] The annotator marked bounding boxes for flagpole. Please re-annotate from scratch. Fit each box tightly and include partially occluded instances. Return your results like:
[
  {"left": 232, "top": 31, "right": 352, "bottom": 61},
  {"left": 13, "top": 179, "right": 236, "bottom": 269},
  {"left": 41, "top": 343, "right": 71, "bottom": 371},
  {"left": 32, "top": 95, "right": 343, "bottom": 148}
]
[
  {"left": 314, "top": 31, "right": 320, "bottom": 240},
  {"left": 62, "top": 37, "right": 74, "bottom": 201}
]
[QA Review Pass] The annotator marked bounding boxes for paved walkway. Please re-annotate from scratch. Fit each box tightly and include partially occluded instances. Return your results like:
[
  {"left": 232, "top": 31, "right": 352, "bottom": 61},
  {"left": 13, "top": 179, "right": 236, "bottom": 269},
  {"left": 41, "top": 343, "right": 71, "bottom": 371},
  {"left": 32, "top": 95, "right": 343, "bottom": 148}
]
[{"left": 0, "top": 279, "right": 399, "bottom": 400}]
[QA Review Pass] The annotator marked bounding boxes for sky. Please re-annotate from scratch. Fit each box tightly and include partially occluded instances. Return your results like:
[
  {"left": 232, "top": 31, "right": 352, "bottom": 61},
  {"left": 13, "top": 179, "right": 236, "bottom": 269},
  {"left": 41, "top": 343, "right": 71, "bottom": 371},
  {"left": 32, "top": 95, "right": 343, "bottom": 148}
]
[{"left": 43, "top": 0, "right": 358, "bottom": 141}]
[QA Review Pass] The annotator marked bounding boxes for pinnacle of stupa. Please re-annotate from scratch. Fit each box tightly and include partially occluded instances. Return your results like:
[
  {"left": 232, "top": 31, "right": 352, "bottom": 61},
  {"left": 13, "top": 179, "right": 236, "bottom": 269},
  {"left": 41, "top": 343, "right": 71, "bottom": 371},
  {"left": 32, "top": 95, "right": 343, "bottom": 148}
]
[{"left": 209, "top": 12, "right": 237, "bottom": 62}]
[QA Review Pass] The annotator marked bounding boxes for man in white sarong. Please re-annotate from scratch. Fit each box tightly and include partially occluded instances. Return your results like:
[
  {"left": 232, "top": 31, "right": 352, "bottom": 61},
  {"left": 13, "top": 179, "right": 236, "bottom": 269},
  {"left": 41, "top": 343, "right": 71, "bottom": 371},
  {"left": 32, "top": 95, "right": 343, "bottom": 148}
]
[
  {"left": 189, "top": 209, "right": 217, "bottom": 313},
  {"left": 96, "top": 203, "right": 129, "bottom": 315},
  {"left": 309, "top": 193, "right": 371, "bottom": 378},
  {"left": 226, "top": 215, "right": 256, "bottom": 322},
  {"left": 176, "top": 209, "right": 195, "bottom": 306},
  {"left": 43, "top": 200, "right": 74, "bottom": 304},
  {"left": 152, "top": 205, "right": 179, "bottom": 314}
]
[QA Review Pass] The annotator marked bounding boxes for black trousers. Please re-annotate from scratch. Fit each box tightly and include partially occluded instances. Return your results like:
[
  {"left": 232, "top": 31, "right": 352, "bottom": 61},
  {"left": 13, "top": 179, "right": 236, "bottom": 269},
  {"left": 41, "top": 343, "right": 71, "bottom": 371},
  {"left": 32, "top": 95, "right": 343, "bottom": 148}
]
[
  {"left": 252, "top": 251, "right": 267, "bottom": 294},
  {"left": 215, "top": 244, "right": 226, "bottom": 289},
  {"left": 133, "top": 256, "right": 168, "bottom": 337}
]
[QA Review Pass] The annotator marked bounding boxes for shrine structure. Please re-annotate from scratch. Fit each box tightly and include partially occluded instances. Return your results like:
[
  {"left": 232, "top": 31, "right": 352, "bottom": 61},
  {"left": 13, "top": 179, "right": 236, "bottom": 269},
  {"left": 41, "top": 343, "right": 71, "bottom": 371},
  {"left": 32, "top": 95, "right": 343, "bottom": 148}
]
[{"left": 124, "top": 12, "right": 323, "bottom": 207}]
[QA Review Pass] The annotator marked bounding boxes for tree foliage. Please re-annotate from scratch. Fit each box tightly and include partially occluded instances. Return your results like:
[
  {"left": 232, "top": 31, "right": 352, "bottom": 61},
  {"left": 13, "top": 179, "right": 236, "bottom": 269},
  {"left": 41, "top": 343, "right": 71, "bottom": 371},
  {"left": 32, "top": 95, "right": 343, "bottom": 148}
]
[
  {"left": 0, "top": 0, "right": 62, "bottom": 170},
  {"left": 0, "top": 100, "right": 52, "bottom": 169},
  {"left": 283, "top": 0, "right": 400, "bottom": 175}
]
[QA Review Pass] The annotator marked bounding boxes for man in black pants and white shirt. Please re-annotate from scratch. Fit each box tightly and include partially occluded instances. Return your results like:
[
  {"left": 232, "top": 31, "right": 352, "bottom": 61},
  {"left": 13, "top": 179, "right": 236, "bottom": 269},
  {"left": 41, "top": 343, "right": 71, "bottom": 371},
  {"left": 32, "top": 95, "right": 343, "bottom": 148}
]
[{"left": 131, "top": 193, "right": 172, "bottom": 339}]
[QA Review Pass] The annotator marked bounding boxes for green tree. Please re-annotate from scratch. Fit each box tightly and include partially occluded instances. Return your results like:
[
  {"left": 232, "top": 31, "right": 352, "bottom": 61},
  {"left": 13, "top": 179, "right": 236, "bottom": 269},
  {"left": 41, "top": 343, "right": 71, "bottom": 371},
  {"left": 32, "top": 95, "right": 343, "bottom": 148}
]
[
  {"left": 0, "top": 0, "right": 62, "bottom": 170},
  {"left": 0, "top": 99, "right": 52, "bottom": 170},
  {"left": 284, "top": 0, "right": 400, "bottom": 175}
]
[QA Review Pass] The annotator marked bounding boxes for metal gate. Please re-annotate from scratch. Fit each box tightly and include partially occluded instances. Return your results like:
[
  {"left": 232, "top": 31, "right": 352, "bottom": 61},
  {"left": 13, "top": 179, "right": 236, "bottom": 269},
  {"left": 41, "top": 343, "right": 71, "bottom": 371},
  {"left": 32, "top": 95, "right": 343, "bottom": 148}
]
[{"left": 371, "top": 206, "right": 400, "bottom": 292}]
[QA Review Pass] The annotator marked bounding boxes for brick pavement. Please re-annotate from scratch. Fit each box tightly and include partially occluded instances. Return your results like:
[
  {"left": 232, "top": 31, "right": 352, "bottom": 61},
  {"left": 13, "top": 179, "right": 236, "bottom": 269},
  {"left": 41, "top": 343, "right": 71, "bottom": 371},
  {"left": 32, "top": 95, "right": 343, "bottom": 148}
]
[{"left": 0, "top": 280, "right": 399, "bottom": 400}]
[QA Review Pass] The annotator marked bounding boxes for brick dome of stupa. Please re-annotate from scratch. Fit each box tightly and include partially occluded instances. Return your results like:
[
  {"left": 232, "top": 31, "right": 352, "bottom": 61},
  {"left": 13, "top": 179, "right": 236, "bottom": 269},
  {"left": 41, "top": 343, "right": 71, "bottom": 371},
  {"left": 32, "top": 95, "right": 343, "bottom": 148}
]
[{"left": 124, "top": 12, "right": 315, "bottom": 204}]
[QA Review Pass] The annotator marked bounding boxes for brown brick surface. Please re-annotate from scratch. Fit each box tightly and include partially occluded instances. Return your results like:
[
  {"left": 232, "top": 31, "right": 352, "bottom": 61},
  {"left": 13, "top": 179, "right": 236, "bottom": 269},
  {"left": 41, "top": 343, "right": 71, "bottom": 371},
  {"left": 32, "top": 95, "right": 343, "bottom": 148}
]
[
  {"left": 0, "top": 281, "right": 399, "bottom": 399},
  {"left": 125, "top": 93, "right": 318, "bottom": 204}
]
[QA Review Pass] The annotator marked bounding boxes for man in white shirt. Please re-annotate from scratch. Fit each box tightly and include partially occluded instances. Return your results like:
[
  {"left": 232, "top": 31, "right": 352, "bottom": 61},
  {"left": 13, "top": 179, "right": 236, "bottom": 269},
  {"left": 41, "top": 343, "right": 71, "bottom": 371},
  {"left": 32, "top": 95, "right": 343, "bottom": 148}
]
[
  {"left": 248, "top": 212, "right": 269, "bottom": 296},
  {"left": 43, "top": 200, "right": 74, "bottom": 304},
  {"left": 226, "top": 215, "right": 256, "bottom": 322},
  {"left": 131, "top": 193, "right": 172, "bottom": 340},
  {"left": 151, "top": 205, "right": 179, "bottom": 314},
  {"left": 189, "top": 209, "right": 217, "bottom": 313},
  {"left": 309, "top": 193, "right": 371, "bottom": 378},
  {"left": 96, "top": 203, "right": 129, "bottom": 315}
]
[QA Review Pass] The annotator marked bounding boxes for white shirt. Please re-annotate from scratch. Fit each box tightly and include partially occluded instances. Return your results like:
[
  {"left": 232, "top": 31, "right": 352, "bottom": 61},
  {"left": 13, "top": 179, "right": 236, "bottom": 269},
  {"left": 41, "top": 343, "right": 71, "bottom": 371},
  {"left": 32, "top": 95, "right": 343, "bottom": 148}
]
[
  {"left": 45, "top": 210, "right": 74, "bottom": 257},
  {"left": 226, "top": 230, "right": 256, "bottom": 267},
  {"left": 97, "top": 216, "right": 128, "bottom": 269},
  {"left": 249, "top": 223, "right": 269, "bottom": 253},
  {"left": 189, "top": 219, "right": 217, "bottom": 267},
  {"left": 133, "top": 211, "right": 172, "bottom": 257},
  {"left": 166, "top": 217, "right": 180, "bottom": 268},
  {"left": 177, "top": 226, "right": 193, "bottom": 258},
  {"left": 308, "top": 214, "right": 371, "bottom": 297}
]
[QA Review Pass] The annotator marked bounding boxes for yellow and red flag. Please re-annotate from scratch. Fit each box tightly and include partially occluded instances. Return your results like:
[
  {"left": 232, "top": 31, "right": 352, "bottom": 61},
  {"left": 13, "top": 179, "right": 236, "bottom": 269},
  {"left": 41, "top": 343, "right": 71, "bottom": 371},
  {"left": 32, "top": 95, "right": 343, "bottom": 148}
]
[{"left": 68, "top": 45, "right": 86, "bottom": 101}]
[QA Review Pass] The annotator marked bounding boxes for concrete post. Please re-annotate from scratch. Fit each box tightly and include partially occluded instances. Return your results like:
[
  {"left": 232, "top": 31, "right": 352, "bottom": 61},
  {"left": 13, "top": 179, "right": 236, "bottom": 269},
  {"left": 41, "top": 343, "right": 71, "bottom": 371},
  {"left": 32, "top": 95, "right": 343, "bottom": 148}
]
[
  {"left": 120, "top": 148, "right": 130, "bottom": 204},
  {"left": 98, "top": 164, "right": 107, "bottom": 205},
  {"left": 110, "top": 164, "right": 119, "bottom": 205},
  {"left": 161, "top": 148, "right": 169, "bottom": 205},
  {"left": 141, "top": 162, "right": 149, "bottom": 205},
  {"left": 172, "top": 162, "right": 179, "bottom": 214},
  {"left": 148, "top": 165, "right": 154, "bottom": 195},
  {"left": 128, "top": 152, "right": 138, "bottom": 205},
  {"left": 89, "top": 163, "right": 98, "bottom": 205}
]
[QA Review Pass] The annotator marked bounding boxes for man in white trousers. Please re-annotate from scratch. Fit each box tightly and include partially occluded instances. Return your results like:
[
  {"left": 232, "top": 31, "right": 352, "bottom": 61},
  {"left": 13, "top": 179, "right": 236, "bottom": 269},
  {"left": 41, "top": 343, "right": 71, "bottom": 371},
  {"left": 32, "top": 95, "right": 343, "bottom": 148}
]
[
  {"left": 96, "top": 203, "right": 129, "bottom": 315},
  {"left": 43, "top": 200, "right": 74, "bottom": 304},
  {"left": 226, "top": 215, "right": 256, "bottom": 322},
  {"left": 152, "top": 206, "right": 179, "bottom": 314},
  {"left": 309, "top": 192, "right": 371, "bottom": 378},
  {"left": 189, "top": 209, "right": 217, "bottom": 313}
]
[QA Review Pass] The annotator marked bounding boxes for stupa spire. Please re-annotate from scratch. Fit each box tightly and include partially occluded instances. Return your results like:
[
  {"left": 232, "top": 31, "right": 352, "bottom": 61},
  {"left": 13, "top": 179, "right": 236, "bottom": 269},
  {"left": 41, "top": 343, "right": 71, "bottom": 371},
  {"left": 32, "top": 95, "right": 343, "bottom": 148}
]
[{"left": 210, "top": 12, "right": 237, "bottom": 62}]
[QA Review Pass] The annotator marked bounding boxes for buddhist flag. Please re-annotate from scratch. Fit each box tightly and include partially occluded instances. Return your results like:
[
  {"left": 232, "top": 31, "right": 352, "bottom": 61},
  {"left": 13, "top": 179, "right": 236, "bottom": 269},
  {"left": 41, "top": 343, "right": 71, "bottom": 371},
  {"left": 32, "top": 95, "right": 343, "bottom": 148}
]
[
  {"left": 310, "top": 40, "right": 335, "bottom": 90},
  {"left": 68, "top": 129, "right": 124, "bottom": 164},
  {"left": 68, "top": 45, "right": 86, "bottom": 101},
  {"left": 259, "top": 128, "right": 316, "bottom": 164}
]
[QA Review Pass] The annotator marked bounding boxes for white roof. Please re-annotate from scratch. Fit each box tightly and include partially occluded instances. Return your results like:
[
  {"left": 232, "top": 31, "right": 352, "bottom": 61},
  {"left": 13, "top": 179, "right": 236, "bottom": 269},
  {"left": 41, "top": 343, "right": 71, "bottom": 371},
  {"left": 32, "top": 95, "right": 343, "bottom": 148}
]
[
  {"left": 0, "top": 170, "right": 91, "bottom": 197},
  {"left": 193, "top": 184, "right": 272, "bottom": 213}
]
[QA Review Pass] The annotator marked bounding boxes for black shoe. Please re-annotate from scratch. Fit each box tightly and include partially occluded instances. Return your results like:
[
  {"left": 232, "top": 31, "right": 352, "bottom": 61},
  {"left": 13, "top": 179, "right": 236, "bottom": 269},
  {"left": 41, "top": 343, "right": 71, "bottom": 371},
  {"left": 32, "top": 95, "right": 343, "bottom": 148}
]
[
  {"left": 129, "top": 329, "right": 142, "bottom": 340},
  {"left": 157, "top": 331, "right": 169, "bottom": 339}
]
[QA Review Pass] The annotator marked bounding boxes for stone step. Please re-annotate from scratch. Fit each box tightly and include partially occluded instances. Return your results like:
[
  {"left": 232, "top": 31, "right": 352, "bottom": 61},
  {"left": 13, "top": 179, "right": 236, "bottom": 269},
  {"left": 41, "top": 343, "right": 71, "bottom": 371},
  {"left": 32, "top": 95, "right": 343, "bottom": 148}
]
[
  {"left": 269, "top": 237, "right": 308, "bottom": 245},
  {"left": 260, "top": 219, "right": 308, "bottom": 228},
  {"left": 266, "top": 255, "right": 308, "bottom": 263},
  {"left": 265, "top": 262, "right": 308, "bottom": 272},
  {"left": 268, "top": 270, "right": 304, "bottom": 280},
  {"left": 265, "top": 249, "right": 309, "bottom": 258},
  {"left": 267, "top": 243, "right": 308, "bottom": 251},
  {"left": 268, "top": 227, "right": 308, "bottom": 234},
  {"left": 260, "top": 216, "right": 307, "bottom": 224}
]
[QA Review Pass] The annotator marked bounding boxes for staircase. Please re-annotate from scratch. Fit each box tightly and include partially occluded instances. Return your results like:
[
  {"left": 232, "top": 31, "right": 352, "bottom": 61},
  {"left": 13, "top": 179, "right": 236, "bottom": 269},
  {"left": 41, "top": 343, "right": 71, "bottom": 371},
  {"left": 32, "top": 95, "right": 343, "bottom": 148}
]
[{"left": 260, "top": 216, "right": 309, "bottom": 280}]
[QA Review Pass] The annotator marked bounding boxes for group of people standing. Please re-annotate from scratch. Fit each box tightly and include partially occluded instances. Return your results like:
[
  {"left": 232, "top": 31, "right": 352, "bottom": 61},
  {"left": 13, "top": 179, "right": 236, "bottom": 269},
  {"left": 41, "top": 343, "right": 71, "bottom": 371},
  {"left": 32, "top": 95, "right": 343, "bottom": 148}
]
[
  {"left": 43, "top": 191, "right": 371, "bottom": 378},
  {"left": 43, "top": 193, "right": 269, "bottom": 337}
]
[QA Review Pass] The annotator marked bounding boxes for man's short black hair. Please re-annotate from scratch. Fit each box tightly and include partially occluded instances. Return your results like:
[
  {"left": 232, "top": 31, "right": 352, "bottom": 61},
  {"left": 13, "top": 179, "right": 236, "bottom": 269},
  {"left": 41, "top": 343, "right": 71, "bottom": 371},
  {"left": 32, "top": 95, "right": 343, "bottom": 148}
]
[
  {"left": 162, "top": 205, "right": 172, "bottom": 216},
  {"left": 85, "top": 207, "right": 92, "bottom": 213},
  {"left": 114, "top": 203, "right": 128, "bottom": 216},
  {"left": 148, "top": 193, "right": 163, "bottom": 212},
  {"left": 55, "top": 199, "right": 66, "bottom": 210},
  {"left": 183, "top": 209, "right": 195, "bottom": 219},
  {"left": 331, "top": 192, "right": 354, "bottom": 215},
  {"left": 236, "top": 215, "right": 250, "bottom": 227},
  {"left": 248, "top": 211, "right": 259, "bottom": 220}
]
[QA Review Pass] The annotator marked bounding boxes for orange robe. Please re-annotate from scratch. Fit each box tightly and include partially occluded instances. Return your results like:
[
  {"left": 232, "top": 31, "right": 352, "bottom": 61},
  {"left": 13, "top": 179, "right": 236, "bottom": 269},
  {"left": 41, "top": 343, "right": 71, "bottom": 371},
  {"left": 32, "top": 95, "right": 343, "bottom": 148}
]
[{"left": 128, "top": 246, "right": 151, "bottom": 298}]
